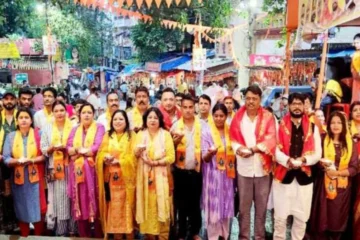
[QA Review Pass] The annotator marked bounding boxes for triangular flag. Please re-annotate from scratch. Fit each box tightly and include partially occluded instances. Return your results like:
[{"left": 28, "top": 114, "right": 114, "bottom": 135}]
[
  {"left": 145, "top": 0, "right": 152, "bottom": 7},
  {"left": 136, "top": 0, "right": 143, "bottom": 7},
  {"left": 198, "top": 0, "right": 202, "bottom": 3},
  {"left": 185, "top": 0, "right": 191, "bottom": 6},
  {"left": 165, "top": 0, "right": 172, "bottom": 7},
  {"left": 155, "top": 0, "right": 162, "bottom": 7},
  {"left": 126, "top": 0, "right": 133, "bottom": 6},
  {"left": 175, "top": 0, "right": 181, "bottom": 5}
]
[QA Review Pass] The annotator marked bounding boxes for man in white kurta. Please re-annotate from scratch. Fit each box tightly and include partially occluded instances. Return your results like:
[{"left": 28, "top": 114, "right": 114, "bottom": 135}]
[
  {"left": 34, "top": 87, "right": 56, "bottom": 130},
  {"left": 97, "top": 91, "right": 120, "bottom": 131},
  {"left": 274, "top": 93, "right": 322, "bottom": 240}
]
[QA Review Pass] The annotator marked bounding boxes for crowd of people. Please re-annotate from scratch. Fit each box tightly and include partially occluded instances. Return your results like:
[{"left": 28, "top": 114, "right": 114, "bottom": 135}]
[{"left": 0, "top": 82, "right": 359, "bottom": 240}]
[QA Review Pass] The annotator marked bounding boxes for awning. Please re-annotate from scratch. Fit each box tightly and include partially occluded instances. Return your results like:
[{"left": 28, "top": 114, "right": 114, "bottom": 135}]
[
  {"left": 161, "top": 56, "right": 191, "bottom": 71},
  {"left": 121, "top": 64, "right": 143, "bottom": 75},
  {"left": 326, "top": 49, "right": 355, "bottom": 58},
  {"left": 176, "top": 58, "right": 233, "bottom": 71},
  {"left": 145, "top": 49, "right": 215, "bottom": 72}
]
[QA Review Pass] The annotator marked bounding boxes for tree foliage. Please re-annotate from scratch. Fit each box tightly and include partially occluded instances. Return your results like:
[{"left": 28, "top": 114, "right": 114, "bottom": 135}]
[
  {"left": 0, "top": 0, "right": 113, "bottom": 67},
  {"left": 131, "top": 0, "right": 236, "bottom": 62},
  {"left": 262, "top": 0, "right": 286, "bottom": 15},
  {"left": 0, "top": 0, "right": 37, "bottom": 37}
]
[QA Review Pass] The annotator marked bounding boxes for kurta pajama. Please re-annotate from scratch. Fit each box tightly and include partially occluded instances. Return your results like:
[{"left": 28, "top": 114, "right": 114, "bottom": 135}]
[{"left": 274, "top": 118, "right": 322, "bottom": 240}]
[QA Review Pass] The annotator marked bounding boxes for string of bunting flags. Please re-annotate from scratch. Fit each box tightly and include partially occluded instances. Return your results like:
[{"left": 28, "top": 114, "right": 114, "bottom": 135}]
[
  {"left": 74, "top": 0, "right": 202, "bottom": 9},
  {"left": 74, "top": 0, "right": 269, "bottom": 69}
]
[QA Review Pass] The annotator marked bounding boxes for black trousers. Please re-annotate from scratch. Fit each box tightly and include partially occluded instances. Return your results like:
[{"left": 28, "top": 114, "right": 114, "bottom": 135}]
[{"left": 173, "top": 167, "right": 202, "bottom": 239}]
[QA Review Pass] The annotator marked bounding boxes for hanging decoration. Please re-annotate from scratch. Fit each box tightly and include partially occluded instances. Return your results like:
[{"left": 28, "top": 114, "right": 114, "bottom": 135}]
[
  {"left": 74, "top": 0, "right": 270, "bottom": 71},
  {"left": 75, "top": 0, "right": 196, "bottom": 8}
]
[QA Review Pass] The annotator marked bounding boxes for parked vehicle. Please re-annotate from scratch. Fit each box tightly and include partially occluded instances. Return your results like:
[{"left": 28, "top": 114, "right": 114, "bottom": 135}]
[{"left": 262, "top": 85, "right": 313, "bottom": 107}]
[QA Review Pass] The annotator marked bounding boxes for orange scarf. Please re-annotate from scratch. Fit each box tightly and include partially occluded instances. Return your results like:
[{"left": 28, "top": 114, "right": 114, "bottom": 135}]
[
  {"left": 175, "top": 117, "right": 202, "bottom": 172},
  {"left": 73, "top": 121, "right": 97, "bottom": 184},
  {"left": 51, "top": 119, "right": 73, "bottom": 180},
  {"left": 12, "top": 128, "right": 40, "bottom": 185},
  {"left": 275, "top": 113, "right": 315, "bottom": 182},
  {"left": 229, "top": 106, "right": 276, "bottom": 175},
  {"left": 209, "top": 121, "right": 235, "bottom": 178}
]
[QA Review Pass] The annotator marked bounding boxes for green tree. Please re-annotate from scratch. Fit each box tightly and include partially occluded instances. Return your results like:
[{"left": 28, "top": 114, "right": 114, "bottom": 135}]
[
  {"left": 131, "top": 0, "right": 236, "bottom": 62},
  {"left": 0, "top": 0, "right": 38, "bottom": 37},
  {"left": 0, "top": 0, "right": 114, "bottom": 67}
]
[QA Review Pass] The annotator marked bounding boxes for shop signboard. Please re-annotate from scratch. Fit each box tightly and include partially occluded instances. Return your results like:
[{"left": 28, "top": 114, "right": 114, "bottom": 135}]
[
  {"left": 249, "top": 54, "right": 283, "bottom": 68},
  {"left": 0, "top": 41, "right": 20, "bottom": 59},
  {"left": 192, "top": 47, "right": 207, "bottom": 71},
  {"left": 42, "top": 35, "right": 57, "bottom": 56},
  {"left": 215, "top": 41, "right": 230, "bottom": 58},
  {"left": 145, "top": 62, "right": 161, "bottom": 72},
  {"left": 15, "top": 73, "right": 28, "bottom": 84}
]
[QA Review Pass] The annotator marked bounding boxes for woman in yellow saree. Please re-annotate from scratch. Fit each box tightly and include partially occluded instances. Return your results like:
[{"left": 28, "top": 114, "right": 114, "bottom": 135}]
[
  {"left": 134, "top": 107, "right": 175, "bottom": 240},
  {"left": 97, "top": 110, "right": 136, "bottom": 240}
]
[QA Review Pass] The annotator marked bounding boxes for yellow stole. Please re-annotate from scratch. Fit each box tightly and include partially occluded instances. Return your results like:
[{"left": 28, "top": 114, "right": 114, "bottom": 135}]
[
  {"left": 136, "top": 129, "right": 170, "bottom": 224},
  {"left": 51, "top": 119, "right": 73, "bottom": 180},
  {"left": 2, "top": 109, "right": 17, "bottom": 126},
  {"left": 43, "top": 108, "right": 53, "bottom": 123},
  {"left": 106, "top": 132, "right": 132, "bottom": 182},
  {"left": 0, "top": 128, "right": 5, "bottom": 153},
  {"left": 324, "top": 133, "right": 353, "bottom": 200},
  {"left": 175, "top": 117, "right": 201, "bottom": 172},
  {"left": 105, "top": 109, "right": 112, "bottom": 130},
  {"left": 106, "top": 132, "right": 132, "bottom": 232},
  {"left": 73, "top": 121, "right": 98, "bottom": 184},
  {"left": 132, "top": 107, "right": 143, "bottom": 129},
  {"left": 351, "top": 121, "right": 359, "bottom": 136},
  {"left": 207, "top": 115, "right": 214, "bottom": 124},
  {"left": 208, "top": 121, "right": 236, "bottom": 178},
  {"left": 12, "top": 128, "right": 38, "bottom": 185}
]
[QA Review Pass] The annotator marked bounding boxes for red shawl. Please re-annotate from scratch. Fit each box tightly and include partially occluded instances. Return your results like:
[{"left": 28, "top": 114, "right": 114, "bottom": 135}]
[
  {"left": 158, "top": 105, "right": 182, "bottom": 130},
  {"left": 274, "top": 113, "right": 315, "bottom": 182},
  {"left": 229, "top": 106, "right": 276, "bottom": 174}
]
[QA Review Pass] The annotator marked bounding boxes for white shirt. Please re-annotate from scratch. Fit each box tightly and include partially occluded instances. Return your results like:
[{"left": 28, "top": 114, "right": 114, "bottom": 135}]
[
  {"left": 149, "top": 84, "right": 155, "bottom": 97},
  {"left": 87, "top": 94, "right": 100, "bottom": 110},
  {"left": 34, "top": 109, "right": 54, "bottom": 130},
  {"left": 170, "top": 121, "right": 197, "bottom": 170},
  {"left": 81, "top": 89, "right": 90, "bottom": 99},
  {"left": 226, "top": 115, "right": 233, "bottom": 126},
  {"left": 231, "top": 113, "right": 265, "bottom": 177},
  {"left": 97, "top": 113, "right": 109, "bottom": 131}
]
